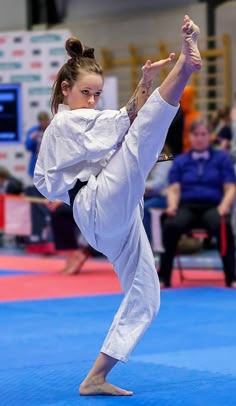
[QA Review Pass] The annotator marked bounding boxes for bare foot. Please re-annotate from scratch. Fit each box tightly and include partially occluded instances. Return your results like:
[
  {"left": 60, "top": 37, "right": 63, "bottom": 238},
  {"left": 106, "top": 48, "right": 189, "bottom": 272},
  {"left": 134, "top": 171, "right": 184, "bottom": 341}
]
[
  {"left": 60, "top": 256, "right": 73, "bottom": 274},
  {"left": 181, "top": 14, "right": 202, "bottom": 73},
  {"left": 79, "top": 379, "right": 133, "bottom": 396},
  {"left": 61, "top": 249, "right": 90, "bottom": 275}
]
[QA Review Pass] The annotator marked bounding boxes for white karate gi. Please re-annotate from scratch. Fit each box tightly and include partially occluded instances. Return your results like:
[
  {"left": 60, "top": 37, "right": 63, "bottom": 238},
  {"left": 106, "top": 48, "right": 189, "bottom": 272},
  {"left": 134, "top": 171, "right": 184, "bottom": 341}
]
[{"left": 34, "top": 89, "right": 178, "bottom": 362}]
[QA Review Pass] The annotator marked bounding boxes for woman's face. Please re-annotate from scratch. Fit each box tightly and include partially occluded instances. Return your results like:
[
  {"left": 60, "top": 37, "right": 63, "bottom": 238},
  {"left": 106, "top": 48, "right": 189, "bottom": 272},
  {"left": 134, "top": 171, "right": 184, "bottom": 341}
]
[
  {"left": 61, "top": 71, "right": 104, "bottom": 110},
  {"left": 189, "top": 123, "right": 211, "bottom": 151}
]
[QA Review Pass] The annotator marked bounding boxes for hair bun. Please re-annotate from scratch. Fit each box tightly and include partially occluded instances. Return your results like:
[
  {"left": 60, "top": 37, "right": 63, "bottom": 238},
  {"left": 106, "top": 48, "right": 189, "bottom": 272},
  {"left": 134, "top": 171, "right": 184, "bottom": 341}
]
[
  {"left": 65, "top": 37, "right": 95, "bottom": 60},
  {"left": 65, "top": 37, "right": 83, "bottom": 59},
  {"left": 82, "top": 46, "right": 95, "bottom": 59}
]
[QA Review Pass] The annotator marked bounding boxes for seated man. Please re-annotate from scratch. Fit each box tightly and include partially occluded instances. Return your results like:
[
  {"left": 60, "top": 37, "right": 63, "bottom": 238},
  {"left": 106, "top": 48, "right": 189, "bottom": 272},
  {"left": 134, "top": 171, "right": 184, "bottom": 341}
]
[{"left": 158, "top": 117, "right": 236, "bottom": 288}]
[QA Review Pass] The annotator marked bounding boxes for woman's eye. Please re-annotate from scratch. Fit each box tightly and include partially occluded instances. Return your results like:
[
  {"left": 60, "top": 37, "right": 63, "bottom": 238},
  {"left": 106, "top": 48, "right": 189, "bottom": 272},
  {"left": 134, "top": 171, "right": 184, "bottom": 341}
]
[
  {"left": 95, "top": 92, "right": 102, "bottom": 97},
  {"left": 82, "top": 90, "right": 89, "bottom": 95}
]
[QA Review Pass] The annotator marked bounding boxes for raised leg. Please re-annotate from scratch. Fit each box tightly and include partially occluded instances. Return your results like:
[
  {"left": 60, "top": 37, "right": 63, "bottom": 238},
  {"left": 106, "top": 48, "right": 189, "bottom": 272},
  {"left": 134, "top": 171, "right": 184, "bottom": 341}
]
[{"left": 94, "top": 15, "right": 202, "bottom": 244}]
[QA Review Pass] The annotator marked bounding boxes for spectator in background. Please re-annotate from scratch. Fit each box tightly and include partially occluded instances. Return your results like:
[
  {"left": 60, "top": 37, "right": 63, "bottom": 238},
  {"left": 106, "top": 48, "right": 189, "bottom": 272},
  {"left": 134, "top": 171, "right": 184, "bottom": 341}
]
[
  {"left": 25, "top": 111, "right": 51, "bottom": 178},
  {"left": 143, "top": 144, "right": 173, "bottom": 245},
  {"left": 230, "top": 93, "right": 236, "bottom": 160},
  {"left": 158, "top": 117, "right": 236, "bottom": 289},
  {"left": 24, "top": 111, "right": 53, "bottom": 253},
  {"left": 212, "top": 106, "right": 233, "bottom": 152},
  {"left": 181, "top": 85, "right": 201, "bottom": 152},
  {"left": 0, "top": 166, "right": 23, "bottom": 195}
]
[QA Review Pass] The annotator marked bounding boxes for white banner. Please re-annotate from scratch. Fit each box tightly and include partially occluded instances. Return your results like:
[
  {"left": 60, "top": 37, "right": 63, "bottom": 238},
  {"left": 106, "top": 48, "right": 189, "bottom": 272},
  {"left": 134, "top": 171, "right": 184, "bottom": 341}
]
[
  {"left": 0, "top": 30, "right": 118, "bottom": 186},
  {"left": 0, "top": 30, "right": 70, "bottom": 185},
  {"left": 3, "top": 195, "right": 31, "bottom": 236}
]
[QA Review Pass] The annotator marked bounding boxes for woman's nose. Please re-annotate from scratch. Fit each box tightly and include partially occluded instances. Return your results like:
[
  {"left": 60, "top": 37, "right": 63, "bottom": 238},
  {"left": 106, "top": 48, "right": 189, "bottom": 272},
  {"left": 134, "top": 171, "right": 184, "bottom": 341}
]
[{"left": 88, "top": 95, "right": 95, "bottom": 105}]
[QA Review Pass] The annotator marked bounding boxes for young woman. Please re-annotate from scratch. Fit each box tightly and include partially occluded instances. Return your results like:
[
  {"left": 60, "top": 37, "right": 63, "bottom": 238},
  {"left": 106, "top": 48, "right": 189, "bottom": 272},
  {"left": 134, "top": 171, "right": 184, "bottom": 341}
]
[{"left": 34, "top": 15, "right": 201, "bottom": 396}]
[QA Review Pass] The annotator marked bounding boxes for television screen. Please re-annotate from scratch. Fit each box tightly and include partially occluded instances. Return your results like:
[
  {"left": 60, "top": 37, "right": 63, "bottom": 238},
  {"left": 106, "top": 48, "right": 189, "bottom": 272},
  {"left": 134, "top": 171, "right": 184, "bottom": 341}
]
[{"left": 0, "top": 83, "right": 22, "bottom": 143}]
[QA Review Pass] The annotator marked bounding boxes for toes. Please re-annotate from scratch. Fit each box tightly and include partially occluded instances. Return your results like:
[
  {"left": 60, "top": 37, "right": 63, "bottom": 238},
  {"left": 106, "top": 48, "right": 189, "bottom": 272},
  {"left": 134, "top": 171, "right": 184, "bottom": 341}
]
[
  {"left": 184, "top": 14, "right": 190, "bottom": 23},
  {"left": 120, "top": 390, "right": 133, "bottom": 396}
]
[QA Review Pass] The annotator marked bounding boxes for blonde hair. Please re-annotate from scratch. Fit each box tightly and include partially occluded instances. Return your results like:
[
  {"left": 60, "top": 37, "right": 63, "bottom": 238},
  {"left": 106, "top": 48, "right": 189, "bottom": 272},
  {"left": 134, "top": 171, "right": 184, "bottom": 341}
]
[{"left": 189, "top": 117, "right": 212, "bottom": 133}]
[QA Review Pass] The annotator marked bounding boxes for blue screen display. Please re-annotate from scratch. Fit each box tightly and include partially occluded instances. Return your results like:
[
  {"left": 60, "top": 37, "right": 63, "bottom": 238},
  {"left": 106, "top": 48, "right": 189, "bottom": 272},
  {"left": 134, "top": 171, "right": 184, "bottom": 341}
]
[{"left": 0, "top": 83, "right": 22, "bottom": 143}]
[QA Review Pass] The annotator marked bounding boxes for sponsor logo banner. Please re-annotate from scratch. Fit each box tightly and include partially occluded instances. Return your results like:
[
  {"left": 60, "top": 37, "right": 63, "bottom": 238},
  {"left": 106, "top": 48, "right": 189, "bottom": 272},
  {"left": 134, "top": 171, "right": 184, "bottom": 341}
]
[
  {"left": 30, "top": 34, "right": 62, "bottom": 43},
  {"left": 10, "top": 74, "right": 41, "bottom": 82},
  {"left": 0, "top": 62, "right": 22, "bottom": 69},
  {"left": 0, "top": 28, "right": 70, "bottom": 183}
]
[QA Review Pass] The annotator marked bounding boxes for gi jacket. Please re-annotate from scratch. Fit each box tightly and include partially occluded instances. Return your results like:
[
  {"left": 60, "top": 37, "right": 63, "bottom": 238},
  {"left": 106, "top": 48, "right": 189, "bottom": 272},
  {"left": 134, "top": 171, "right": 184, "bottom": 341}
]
[{"left": 34, "top": 105, "right": 130, "bottom": 204}]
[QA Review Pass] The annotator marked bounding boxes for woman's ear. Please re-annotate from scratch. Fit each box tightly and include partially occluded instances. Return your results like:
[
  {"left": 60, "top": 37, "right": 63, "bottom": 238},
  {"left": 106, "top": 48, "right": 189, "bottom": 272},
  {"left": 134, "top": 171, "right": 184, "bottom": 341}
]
[{"left": 61, "top": 81, "right": 69, "bottom": 96}]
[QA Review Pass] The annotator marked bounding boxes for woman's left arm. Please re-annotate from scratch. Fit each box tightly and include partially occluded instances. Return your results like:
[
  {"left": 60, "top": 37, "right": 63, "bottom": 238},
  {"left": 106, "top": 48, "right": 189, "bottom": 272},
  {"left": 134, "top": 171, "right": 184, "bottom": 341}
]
[{"left": 218, "top": 183, "right": 236, "bottom": 216}]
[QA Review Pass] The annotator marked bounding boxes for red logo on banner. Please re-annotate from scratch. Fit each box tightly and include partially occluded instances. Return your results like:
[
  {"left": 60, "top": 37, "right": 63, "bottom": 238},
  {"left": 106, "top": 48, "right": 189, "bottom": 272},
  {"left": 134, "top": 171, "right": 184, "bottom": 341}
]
[
  {"left": 31, "top": 62, "right": 42, "bottom": 68},
  {"left": 12, "top": 50, "right": 25, "bottom": 56},
  {"left": 0, "top": 37, "right": 6, "bottom": 44},
  {"left": 49, "top": 74, "right": 57, "bottom": 81},
  {"left": 0, "top": 152, "right": 8, "bottom": 159},
  {"left": 14, "top": 165, "right": 26, "bottom": 172}
]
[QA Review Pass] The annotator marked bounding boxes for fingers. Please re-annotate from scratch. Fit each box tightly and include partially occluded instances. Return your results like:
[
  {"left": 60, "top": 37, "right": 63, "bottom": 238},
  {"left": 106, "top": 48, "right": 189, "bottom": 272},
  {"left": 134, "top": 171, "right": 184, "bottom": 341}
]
[
  {"left": 167, "top": 52, "right": 175, "bottom": 61},
  {"left": 143, "top": 53, "right": 175, "bottom": 70},
  {"left": 158, "top": 53, "right": 175, "bottom": 67},
  {"left": 154, "top": 53, "right": 176, "bottom": 67},
  {"left": 142, "top": 59, "right": 151, "bottom": 71}
]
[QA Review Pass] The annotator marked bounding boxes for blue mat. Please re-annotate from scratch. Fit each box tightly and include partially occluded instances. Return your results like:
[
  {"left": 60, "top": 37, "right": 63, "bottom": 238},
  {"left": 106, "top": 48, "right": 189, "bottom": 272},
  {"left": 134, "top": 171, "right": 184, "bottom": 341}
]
[
  {"left": 0, "top": 269, "right": 40, "bottom": 276},
  {"left": 1, "top": 287, "right": 236, "bottom": 405}
]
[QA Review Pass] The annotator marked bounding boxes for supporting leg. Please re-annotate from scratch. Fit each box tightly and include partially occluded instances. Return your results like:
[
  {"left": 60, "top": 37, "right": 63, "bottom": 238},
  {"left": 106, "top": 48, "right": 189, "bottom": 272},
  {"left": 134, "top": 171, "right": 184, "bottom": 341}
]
[{"left": 80, "top": 213, "right": 159, "bottom": 395}]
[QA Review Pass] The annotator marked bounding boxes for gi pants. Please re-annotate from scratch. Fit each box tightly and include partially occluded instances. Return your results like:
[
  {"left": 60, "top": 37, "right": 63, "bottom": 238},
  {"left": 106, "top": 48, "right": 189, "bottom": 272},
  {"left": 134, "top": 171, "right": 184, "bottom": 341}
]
[{"left": 73, "top": 90, "right": 178, "bottom": 362}]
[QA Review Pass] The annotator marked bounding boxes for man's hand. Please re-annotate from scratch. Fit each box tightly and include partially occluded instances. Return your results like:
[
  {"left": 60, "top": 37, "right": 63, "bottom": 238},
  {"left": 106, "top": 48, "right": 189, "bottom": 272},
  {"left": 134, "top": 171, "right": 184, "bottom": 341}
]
[
  {"left": 217, "top": 203, "right": 231, "bottom": 217},
  {"left": 47, "top": 200, "right": 62, "bottom": 212},
  {"left": 165, "top": 205, "right": 178, "bottom": 217},
  {"left": 31, "top": 131, "right": 41, "bottom": 140}
]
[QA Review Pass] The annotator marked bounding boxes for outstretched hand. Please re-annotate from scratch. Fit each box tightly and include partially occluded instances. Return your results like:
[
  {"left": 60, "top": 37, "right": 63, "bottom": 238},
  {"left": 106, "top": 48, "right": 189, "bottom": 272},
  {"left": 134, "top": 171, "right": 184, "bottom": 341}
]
[{"left": 142, "top": 53, "right": 175, "bottom": 82}]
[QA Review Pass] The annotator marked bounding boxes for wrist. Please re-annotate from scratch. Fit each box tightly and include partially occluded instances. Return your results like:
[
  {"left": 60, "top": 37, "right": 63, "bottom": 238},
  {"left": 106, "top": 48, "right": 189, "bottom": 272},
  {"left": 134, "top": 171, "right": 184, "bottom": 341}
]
[{"left": 140, "top": 77, "right": 154, "bottom": 89}]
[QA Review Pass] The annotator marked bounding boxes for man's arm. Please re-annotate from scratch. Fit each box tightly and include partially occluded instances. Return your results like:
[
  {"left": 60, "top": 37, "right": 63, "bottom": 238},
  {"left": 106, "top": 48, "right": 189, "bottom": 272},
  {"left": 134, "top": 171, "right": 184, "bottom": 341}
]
[
  {"left": 166, "top": 182, "right": 181, "bottom": 216},
  {"left": 218, "top": 183, "right": 236, "bottom": 216}
]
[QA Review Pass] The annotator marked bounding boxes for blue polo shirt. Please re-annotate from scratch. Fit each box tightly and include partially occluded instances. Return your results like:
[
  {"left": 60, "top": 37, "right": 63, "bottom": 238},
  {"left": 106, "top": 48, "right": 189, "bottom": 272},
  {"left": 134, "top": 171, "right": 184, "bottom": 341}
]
[
  {"left": 168, "top": 148, "right": 236, "bottom": 204},
  {"left": 25, "top": 125, "right": 42, "bottom": 177}
]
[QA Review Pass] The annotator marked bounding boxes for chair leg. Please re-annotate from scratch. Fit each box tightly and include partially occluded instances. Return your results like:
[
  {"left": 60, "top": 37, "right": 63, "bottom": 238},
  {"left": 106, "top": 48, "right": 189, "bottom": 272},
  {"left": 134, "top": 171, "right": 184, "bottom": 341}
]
[{"left": 176, "top": 254, "right": 185, "bottom": 283}]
